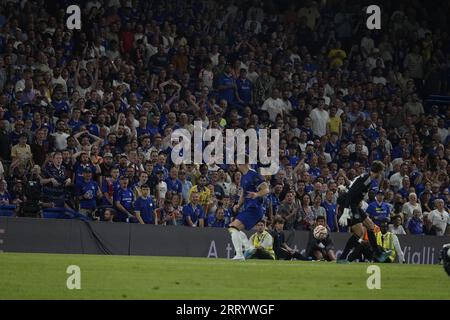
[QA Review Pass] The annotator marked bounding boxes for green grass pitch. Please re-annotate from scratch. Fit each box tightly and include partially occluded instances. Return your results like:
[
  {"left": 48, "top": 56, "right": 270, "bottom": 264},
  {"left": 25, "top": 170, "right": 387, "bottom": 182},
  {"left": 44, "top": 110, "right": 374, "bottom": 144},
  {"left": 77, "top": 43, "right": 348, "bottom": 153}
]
[{"left": 0, "top": 252, "right": 449, "bottom": 299}]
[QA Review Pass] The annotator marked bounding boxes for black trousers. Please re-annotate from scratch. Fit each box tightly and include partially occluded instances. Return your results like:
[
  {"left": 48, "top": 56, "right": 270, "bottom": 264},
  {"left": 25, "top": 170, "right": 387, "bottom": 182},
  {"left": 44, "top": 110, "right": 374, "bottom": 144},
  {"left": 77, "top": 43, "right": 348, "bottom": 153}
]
[
  {"left": 277, "top": 250, "right": 309, "bottom": 261},
  {"left": 249, "top": 248, "right": 275, "bottom": 260},
  {"left": 348, "top": 243, "right": 373, "bottom": 262}
]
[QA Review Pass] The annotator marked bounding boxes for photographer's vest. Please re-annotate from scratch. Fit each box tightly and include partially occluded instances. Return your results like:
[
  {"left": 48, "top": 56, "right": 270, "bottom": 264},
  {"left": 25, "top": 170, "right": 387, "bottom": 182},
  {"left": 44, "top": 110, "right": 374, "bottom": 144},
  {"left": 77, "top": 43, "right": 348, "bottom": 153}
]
[
  {"left": 251, "top": 230, "right": 275, "bottom": 259},
  {"left": 376, "top": 232, "right": 396, "bottom": 261}
]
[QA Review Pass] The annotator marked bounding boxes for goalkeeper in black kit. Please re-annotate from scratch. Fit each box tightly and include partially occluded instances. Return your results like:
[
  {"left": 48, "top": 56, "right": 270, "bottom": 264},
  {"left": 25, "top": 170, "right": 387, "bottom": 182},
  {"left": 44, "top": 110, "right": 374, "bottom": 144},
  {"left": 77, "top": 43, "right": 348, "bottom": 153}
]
[{"left": 337, "top": 161, "right": 391, "bottom": 263}]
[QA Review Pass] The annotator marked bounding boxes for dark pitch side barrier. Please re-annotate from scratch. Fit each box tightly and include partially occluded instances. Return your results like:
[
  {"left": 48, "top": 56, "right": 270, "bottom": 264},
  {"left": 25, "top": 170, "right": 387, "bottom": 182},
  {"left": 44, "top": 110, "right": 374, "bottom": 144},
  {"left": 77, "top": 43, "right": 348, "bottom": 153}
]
[{"left": 0, "top": 217, "right": 448, "bottom": 264}]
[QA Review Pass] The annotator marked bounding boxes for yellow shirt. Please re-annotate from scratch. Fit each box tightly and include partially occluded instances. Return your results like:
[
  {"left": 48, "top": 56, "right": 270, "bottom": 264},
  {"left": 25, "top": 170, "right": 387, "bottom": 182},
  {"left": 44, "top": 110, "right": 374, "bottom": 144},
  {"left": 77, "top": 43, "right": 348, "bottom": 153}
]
[
  {"left": 328, "top": 116, "right": 342, "bottom": 135},
  {"left": 376, "top": 231, "right": 396, "bottom": 262},
  {"left": 189, "top": 185, "right": 211, "bottom": 207},
  {"left": 250, "top": 230, "right": 275, "bottom": 259},
  {"left": 328, "top": 49, "right": 347, "bottom": 68},
  {"left": 11, "top": 144, "right": 32, "bottom": 161}
]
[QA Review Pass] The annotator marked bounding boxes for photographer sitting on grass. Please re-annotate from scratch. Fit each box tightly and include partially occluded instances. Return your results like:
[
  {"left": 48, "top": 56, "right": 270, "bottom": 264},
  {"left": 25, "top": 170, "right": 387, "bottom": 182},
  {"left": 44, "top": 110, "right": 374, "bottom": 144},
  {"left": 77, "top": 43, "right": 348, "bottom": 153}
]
[{"left": 270, "top": 216, "right": 310, "bottom": 261}]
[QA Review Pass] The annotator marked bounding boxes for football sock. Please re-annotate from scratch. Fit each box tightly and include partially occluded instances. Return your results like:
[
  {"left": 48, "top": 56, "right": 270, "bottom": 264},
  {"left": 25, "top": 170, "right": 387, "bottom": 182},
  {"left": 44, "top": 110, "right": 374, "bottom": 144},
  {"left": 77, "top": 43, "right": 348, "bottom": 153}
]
[
  {"left": 229, "top": 228, "right": 243, "bottom": 257},
  {"left": 367, "top": 230, "right": 381, "bottom": 255},
  {"left": 239, "top": 231, "right": 251, "bottom": 251},
  {"left": 340, "top": 234, "right": 359, "bottom": 259}
]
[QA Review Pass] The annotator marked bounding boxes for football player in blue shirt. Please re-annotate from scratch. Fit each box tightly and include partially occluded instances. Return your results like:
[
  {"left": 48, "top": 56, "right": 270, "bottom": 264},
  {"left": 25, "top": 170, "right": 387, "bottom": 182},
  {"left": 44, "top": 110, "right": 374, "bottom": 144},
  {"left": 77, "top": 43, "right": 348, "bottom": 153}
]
[
  {"left": 113, "top": 176, "right": 135, "bottom": 222},
  {"left": 229, "top": 158, "right": 269, "bottom": 260},
  {"left": 134, "top": 184, "right": 156, "bottom": 224}
]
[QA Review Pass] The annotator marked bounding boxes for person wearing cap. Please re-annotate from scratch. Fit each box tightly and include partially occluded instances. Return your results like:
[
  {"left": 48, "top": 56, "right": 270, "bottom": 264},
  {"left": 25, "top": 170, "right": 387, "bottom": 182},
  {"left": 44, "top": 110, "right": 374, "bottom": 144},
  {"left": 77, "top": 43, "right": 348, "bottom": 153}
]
[
  {"left": 116, "top": 153, "right": 128, "bottom": 176},
  {"left": 367, "top": 190, "right": 391, "bottom": 227},
  {"left": 76, "top": 167, "right": 102, "bottom": 217},
  {"left": 99, "top": 152, "right": 114, "bottom": 175}
]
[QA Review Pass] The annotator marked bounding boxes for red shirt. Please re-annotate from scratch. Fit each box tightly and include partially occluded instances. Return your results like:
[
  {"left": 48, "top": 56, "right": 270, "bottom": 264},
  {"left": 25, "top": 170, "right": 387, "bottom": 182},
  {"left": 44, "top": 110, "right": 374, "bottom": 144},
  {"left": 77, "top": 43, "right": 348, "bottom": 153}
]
[{"left": 120, "top": 31, "right": 134, "bottom": 54}]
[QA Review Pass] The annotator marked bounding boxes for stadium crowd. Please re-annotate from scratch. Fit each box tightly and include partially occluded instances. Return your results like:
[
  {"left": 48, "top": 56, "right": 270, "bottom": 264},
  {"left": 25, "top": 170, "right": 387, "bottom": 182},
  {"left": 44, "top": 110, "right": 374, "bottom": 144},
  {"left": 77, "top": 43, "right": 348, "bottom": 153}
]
[{"left": 0, "top": 0, "right": 449, "bottom": 237}]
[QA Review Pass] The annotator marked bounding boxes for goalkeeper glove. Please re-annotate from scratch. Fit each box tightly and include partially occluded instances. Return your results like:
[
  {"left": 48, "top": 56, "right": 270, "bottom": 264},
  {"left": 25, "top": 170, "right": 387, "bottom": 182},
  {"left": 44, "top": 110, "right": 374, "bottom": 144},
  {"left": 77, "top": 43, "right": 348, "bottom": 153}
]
[{"left": 339, "top": 208, "right": 351, "bottom": 227}]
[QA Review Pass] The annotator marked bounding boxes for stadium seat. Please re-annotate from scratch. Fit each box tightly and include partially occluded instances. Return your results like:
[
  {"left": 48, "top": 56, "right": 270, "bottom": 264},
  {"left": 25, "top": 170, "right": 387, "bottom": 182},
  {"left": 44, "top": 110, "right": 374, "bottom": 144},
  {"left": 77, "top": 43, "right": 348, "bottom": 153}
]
[
  {"left": 0, "top": 205, "right": 16, "bottom": 217},
  {"left": 42, "top": 208, "right": 91, "bottom": 221}
]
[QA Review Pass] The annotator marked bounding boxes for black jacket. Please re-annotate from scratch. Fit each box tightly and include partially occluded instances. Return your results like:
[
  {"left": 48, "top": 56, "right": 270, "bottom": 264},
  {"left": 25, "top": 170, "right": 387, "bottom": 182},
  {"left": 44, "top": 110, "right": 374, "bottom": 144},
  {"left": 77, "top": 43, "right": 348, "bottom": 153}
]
[{"left": 338, "top": 174, "right": 372, "bottom": 213}]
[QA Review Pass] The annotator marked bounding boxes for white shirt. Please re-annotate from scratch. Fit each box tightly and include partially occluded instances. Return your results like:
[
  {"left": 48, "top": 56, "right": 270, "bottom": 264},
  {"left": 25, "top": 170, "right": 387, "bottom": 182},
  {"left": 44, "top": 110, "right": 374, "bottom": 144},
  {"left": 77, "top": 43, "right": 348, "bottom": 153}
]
[
  {"left": 199, "top": 69, "right": 214, "bottom": 89},
  {"left": 209, "top": 53, "right": 220, "bottom": 66},
  {"left": 52, "top": 76, "right": 68, "bottom": 93},
  {"left": 261, "top": 97, "right": 286, "bottom": 122},
  {"left": 389, "top": 225, "right": 406, "bottom": 235},
  {"left": 299, "top": 142, "right": 307, "bottom": 152},
  {"left": 389, "top": 172, "right": 407, "bottom": 190},
  {"left": 402, "top": 202, "right": 422, "bottom": 223},
  {"left": 437, "top": 127, "right": 448, "bottom": 144},
  {"left": 247, "top": 71, "right": 259, "bottom": 83},
  {"left": 309, "top": 108, "right": 330, "bottom": 137},
  {"left": 361, "top": 36, "right": 374, "bottom": 56},
  {"left": 53, "top": 132, "right": 70, "bottom": 151},
  {"left": 373, "top": 76, "right": 387, "bottom": 85},
  {"left": 347, "top": 143, "right": 369, "bottom": 156},
  {"left": 157, "top": 181, "right": 168, "bottom": 201},
  {"left": 428, "top": 209, "right": 450, "bottom": 236},
  {"left": 385, "top": 233, "right": 405, "bottom": 263}
]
